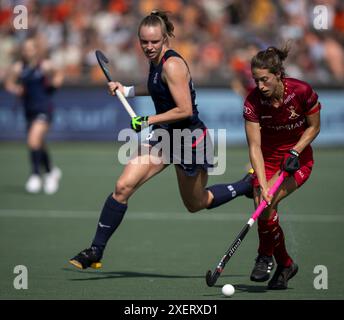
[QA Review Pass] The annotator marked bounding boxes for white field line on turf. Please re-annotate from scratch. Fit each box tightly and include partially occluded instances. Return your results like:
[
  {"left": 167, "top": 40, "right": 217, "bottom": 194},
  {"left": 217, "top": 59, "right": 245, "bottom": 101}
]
[{"left": 0, "top": 209, "right": 343, "bottom": 222}]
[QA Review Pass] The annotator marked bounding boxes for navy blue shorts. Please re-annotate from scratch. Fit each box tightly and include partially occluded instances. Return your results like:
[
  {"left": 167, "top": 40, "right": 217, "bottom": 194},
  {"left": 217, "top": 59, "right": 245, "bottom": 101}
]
[
  {"left": 25, "top": 110, "right": 53, "bottom": 130},
  {"left": 145, "top": 127, "right": 214, "bottom": 176}
]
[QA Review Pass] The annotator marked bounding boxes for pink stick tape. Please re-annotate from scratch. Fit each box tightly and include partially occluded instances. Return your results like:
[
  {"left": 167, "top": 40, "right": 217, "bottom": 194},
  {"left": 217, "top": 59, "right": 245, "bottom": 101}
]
[{"left": 251, "top": 171, "right": 288, "bottom": 222}]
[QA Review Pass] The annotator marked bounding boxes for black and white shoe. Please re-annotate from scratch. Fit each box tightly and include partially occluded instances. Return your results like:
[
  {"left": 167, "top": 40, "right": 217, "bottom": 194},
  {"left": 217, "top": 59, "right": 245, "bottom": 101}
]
[
  {"left": 250, "top": 255, "right": 275, "bottom": 282},
  {"left": 268, "top": 262, "right": 299, "bottom": 290}
]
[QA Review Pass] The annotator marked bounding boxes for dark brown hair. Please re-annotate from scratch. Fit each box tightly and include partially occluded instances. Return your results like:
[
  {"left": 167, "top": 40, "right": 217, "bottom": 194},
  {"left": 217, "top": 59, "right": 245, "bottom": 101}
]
[
  {"left": 251, "top": 44, "right": 290, "bottom": 77},
  {"left": 138, "top": 10, "right": 175, "bottom": 38}
]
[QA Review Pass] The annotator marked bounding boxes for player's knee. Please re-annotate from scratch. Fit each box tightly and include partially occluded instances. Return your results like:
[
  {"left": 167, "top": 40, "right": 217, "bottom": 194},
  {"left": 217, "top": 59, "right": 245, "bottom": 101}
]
[
  {"left": 27, "top": 136, "right": 41, "bottom": 149},
  {"left": 115, "top": 179, "right": 134, "bottom": 199},
  {"left": 260, "top": 207, "right": 277, "bottom": 220},
  {"left": 27, "top": 130, "right": 44, "bottom": 149}
]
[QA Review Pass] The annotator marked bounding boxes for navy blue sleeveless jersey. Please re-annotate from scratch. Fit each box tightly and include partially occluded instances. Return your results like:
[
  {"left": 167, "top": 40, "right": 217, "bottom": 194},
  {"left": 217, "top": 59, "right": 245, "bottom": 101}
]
[
  {"left": 20, "top": 62, "right": 54, "bottom": 115},
  {"left": 147, "top": 49, "right": 205, "bottom": 130}
]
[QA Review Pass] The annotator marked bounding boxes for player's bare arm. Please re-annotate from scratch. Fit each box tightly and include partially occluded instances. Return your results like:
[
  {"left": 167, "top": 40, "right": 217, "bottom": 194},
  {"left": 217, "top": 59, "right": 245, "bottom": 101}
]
[
  {"left": 245, "top": 120, "right": 272, "bottom": 204},
  {"left": 148, "top": 57, "right": 193, "bottom": 126},
  {"left": 292, "top": 104, "right": 321, "bottom": 154},
  {"left": 107, "top": 81, "right": 149, "bottom": 97},
  {"left": 41, "top": 60, "right": 64, "bottom": 88},
  {"left": 4, "top": 61, "right": 24, "bottom": 96}
]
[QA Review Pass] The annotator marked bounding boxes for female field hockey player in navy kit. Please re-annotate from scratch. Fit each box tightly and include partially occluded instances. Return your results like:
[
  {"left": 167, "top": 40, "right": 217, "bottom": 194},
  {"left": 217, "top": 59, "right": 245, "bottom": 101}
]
[
  {"left": 244, "top": 46, "right": 321, "bottom": 289},
  {"left": 5, "top": 38, "right": 63, "bottom": 194},
  {"left": 70, "top": 10, "right": 253, "bottom": 269}
]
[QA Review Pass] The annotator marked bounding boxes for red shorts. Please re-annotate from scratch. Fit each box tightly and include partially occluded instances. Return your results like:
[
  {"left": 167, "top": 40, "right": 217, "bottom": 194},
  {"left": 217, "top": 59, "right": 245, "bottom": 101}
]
[{"left": 253, "top": 149, "right": 314, "bottom": 188}]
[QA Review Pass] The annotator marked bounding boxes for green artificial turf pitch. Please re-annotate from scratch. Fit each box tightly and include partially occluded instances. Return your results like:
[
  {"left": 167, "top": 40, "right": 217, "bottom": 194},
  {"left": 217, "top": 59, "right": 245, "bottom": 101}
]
[{"left": 0, "top": 142, "right": 343, "bottom": 300}]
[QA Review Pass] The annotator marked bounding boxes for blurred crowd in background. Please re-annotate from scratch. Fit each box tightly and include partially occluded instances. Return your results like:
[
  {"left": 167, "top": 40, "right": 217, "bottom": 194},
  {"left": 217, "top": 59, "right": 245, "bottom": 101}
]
[{"left": 0, "top": 0, "right": 344, "bottom": 89}]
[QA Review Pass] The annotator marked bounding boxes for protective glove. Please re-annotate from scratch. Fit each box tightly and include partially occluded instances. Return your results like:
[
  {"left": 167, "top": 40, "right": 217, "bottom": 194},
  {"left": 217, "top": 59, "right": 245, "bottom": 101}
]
[
  {"left": 281, "top": 149, "right": 300, "bottom": 174},
  {"left": 130, "top": 116, "right": 149, "bottom": 132}
]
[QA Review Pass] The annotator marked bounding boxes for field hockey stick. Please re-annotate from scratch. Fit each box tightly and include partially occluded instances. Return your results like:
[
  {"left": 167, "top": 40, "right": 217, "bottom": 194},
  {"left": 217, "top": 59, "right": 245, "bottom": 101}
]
[
  {"left": 95, "top": 50, "right": 137, "bottom": 118},
  {"left": 205, "top": 170, "right": 289, "bottom": 287}
]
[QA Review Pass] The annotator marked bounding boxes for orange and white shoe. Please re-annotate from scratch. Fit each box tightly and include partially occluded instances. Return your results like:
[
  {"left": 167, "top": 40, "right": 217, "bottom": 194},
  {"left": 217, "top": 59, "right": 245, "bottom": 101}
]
[{"left": 69, "top": 247, "right": 103, "bottom": 270}]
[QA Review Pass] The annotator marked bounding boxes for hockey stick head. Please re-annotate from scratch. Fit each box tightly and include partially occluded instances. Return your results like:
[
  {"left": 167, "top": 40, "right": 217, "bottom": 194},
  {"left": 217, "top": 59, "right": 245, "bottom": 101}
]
[
  {"left": 95, "top": 50, "right": 112, "bottom": 82},
  {"left": 206, "top": 269, "right": 218, "bottom": 287},
  {"left": 95, "top": 50, "right": 137, "bottom": 118},
  {"left": 206, "top": 270, "right": 214, "bottom": 287}
]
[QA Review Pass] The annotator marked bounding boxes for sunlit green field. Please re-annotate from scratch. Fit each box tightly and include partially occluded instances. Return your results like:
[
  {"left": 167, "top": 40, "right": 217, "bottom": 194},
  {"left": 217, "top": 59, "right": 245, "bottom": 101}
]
[{"left": 0, "top": 142, "right": 343, "bottom": 300}]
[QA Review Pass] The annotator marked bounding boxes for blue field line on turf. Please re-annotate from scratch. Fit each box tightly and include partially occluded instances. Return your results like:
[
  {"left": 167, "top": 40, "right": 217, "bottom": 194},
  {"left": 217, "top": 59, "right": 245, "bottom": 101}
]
[{"left": 0, "top": 209, "right": 343, "bottom": 222}]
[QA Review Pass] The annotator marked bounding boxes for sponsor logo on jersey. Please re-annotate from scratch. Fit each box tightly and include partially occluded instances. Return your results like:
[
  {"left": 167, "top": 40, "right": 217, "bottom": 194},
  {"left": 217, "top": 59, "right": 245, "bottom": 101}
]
[
  {"left": 266, "top": 118, "right": 306, "bottom": 131},
  {"left": 297, "top": 169, "right": 305, "bottom": 179},
  {"left": 244, "top": 106, "right": 252, "bottom": 115},
  {"left": 284, "top": 92, "right": 296, "bottom": 104}
]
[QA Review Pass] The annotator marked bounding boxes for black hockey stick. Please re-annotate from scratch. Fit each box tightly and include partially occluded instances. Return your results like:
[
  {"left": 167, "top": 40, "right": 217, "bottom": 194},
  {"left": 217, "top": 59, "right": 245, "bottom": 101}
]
[{"left": 95, "top": 50, "right": 136, "bottom": 117}]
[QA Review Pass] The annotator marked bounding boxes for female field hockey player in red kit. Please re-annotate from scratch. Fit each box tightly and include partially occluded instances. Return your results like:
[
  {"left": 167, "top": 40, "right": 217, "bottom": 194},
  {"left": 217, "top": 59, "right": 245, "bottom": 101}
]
[
  {"left": 69, "top": 10, "right": 254, "bottom": 269},
  {"left": 244, "top": 46, "right": 321, "bottom": 289}
]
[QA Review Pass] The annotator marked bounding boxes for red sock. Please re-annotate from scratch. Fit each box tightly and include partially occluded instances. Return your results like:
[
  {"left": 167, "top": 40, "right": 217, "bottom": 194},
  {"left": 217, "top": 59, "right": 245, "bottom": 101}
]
[
  {"left": 258, "top": 211, "right": 293, "bottom": 266},
  {"left": 271, "top": 215, "right": 293, "bottom": 267},
  {"left": 257, "top": 211, "right": 278, "bottom": 257}
]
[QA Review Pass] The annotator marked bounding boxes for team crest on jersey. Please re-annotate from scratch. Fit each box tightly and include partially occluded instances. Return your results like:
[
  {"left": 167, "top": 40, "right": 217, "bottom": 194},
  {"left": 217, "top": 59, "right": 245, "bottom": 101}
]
[{"left": 288, "top": 106, "right": 300, "bottom": 119}]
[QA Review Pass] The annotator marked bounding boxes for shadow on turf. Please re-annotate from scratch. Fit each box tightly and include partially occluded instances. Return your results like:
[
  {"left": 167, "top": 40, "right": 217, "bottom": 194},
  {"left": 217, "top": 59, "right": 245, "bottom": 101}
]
[
  {"left": 62, "top": 268, "right": 244, "bottom": 281},
  {"left": 233, "top": 283, "right": 268, "bottom": 293},
  {"left": 0, "top": 185, "right": 27, "bottom": 195}
]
